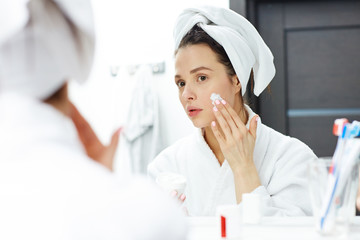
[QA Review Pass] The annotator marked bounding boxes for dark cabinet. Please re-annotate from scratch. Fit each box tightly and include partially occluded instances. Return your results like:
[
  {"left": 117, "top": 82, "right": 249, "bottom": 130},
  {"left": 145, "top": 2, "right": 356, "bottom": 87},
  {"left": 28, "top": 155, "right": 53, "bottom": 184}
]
[{"left": 231, "top": 0, "right": 360, "bottom": 157}]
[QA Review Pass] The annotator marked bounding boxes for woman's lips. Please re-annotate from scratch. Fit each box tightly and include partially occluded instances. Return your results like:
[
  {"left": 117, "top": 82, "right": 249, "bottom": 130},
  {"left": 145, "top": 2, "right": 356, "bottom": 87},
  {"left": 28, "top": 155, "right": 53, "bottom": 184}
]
[{"left": 187, "top": 107, "right": 203, "bottom": 117}]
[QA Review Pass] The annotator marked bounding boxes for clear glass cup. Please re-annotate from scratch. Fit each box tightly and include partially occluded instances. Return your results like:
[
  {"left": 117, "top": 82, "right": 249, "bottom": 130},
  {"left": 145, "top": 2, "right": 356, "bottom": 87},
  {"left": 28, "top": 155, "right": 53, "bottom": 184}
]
[{"left": 308, "top": 157, "right": 359, "bottom": 236}]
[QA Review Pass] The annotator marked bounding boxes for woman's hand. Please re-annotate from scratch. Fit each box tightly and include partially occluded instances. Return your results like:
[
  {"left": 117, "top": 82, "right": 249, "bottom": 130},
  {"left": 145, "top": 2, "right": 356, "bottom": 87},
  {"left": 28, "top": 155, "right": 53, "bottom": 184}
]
[
  {"left": 211, "top": 99, "right": 261, "bottom": 203},
  {"left": 211, "top": 99, "right": 258, "bottom": 169},
  {"left": 69, "top": 102, "right": 121, "bottom": 171},
  {"left": 171, "top": 190, "right": 186, "bottom": 203},
  {"left": 171, "top": 191, "right": 188, "bottom": 215}
]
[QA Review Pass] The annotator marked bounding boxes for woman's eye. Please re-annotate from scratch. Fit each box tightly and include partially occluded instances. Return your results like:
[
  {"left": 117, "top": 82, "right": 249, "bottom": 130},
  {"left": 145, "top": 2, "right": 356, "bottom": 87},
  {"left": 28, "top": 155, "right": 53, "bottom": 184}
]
[
  {"left": 177, "top": 81, "right": 185, "bottom": 88},
  {"left": 198, "top": 75, "right": 207, "bottom": 81}
]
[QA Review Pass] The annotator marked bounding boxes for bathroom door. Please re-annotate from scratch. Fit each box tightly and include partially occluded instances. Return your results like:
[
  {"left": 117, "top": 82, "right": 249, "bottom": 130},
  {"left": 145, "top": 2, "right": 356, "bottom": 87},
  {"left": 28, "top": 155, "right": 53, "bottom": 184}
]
[{"left": 233, "top": 0, "right": 360, "bottom": 157}]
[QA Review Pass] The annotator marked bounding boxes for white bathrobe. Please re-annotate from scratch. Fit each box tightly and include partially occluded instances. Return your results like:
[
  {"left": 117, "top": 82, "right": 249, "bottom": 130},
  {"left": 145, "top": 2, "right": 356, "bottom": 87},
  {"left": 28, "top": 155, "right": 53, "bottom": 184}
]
[
  {"left": 148, "top": 105, "right": 317, "bottom": 216},
  {"left": 0, "top": 93, "right": 187, "bottom": 240}
]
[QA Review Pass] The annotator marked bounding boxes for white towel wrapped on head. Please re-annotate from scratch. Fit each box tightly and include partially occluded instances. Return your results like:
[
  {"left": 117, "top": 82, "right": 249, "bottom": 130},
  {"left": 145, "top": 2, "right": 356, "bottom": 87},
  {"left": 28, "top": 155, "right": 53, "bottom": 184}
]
[
  {"left": 173, "top": 5, "right": 276, "bottom": 96},
  {"left": 0, "top": 0, "right": 94, "bottom": 100}
]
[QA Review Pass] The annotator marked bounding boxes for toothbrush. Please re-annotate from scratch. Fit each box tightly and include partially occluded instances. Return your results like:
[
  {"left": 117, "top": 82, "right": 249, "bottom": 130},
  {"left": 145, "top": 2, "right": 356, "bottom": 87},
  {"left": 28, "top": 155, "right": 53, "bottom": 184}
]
[
  {"left": 329, "top": 118, "right": 348, "bottom": 174},
  {"left": 320, "top": 120, "right": 360, "bottom": 230},
  {"left": 320, "top": 121, "right": 348, "bottom": 230}
]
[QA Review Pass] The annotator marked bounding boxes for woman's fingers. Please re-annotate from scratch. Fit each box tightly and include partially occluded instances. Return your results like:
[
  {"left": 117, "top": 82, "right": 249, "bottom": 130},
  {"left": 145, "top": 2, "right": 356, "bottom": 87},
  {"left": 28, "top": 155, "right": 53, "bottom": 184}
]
[
  {"left": 179, "top": 193, "right": 186, "bottom": 202},
  {"left": 220, "top": 100, "right": 249, "bottom": 137},
  {"left": 215, "top": 99, "right": 239, "bottom": 135},
  {"left": 213, "top": 99, "right": 249, "bottom": 143},
  {"left": 213, "top": 101, "right": 234, "bottom": 141},
  {"left": 171, "top": 190, "right": 178, "bottom": 198},
  {"left": 98, "top": 128, "right": 122, "bottom": 171},
  {"left": 182, "top": 206, "right": 189, "bottom": 216},
  {"left": 221, "top": 99, "right": 243, "bottom": 127},
  {"left": 171, "top": 190, "right": 186, "bottom": 203},
  {"left": 70, "top": 102, "right": 103, "bottom": 157},
  {"left": 211, "top": 120, "right": 225, "bottom": 146},
  {"left": 249, "top": 115, "right": 259, "bottom": 139}
]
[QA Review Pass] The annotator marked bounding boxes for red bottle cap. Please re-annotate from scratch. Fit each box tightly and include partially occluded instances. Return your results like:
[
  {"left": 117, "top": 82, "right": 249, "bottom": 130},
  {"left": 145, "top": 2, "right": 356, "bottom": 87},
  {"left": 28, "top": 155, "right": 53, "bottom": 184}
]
[{"left": 221, "top": 215, "right": 226, "bottom": 238}]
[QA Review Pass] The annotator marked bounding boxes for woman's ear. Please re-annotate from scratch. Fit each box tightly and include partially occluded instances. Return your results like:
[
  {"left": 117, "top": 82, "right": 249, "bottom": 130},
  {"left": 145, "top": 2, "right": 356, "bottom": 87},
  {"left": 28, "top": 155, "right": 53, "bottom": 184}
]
[{"left": 231, "top": 75, "right": 241, "bottom": 94}]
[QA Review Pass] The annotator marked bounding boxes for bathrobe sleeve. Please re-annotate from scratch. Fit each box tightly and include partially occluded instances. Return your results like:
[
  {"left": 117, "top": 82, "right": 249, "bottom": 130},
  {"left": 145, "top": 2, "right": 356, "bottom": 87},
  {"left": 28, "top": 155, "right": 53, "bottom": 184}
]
[{"left": 250, "top": 127, "right": 317, "bottom": 216}]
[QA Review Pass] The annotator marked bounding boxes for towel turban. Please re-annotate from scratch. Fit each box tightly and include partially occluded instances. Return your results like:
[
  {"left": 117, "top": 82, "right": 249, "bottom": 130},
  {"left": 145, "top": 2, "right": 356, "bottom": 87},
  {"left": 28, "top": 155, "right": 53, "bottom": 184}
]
[
  {"left": 0, "top": 0, "right": 94, "bottom": 99},
  {"left": 173, "top": 5, "right": 275, "bottom": 96}
]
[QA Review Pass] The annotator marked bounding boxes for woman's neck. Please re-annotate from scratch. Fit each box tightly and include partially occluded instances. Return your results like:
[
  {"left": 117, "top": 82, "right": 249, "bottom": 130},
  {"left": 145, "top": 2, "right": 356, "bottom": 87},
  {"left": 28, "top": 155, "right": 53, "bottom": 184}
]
[
  {"left": 43, "top": 82, "right": 71, "bottom": 117},
  {"left": 203, "top": 103, "right": 248, "bottom": 166}
]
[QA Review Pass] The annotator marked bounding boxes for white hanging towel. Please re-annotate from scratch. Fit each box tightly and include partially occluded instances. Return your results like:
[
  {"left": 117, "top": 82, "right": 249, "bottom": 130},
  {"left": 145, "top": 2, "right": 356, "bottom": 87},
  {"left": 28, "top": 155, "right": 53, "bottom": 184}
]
[{"left": 119, "top": 66, "right": 164, "bottom": 174}]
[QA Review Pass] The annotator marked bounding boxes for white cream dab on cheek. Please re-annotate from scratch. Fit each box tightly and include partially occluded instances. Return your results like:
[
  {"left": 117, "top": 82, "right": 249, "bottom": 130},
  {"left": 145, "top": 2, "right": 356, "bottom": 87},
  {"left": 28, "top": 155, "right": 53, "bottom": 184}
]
[{"left": 210, "top": 93, "right": 223, "bottom": 106}]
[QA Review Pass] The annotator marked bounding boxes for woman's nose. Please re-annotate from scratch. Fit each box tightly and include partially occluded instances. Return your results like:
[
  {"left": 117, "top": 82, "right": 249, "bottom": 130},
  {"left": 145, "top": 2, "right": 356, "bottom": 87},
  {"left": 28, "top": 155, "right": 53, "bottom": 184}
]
[{"left": 182, "top": 85, "right": 196, "bottom": 101}]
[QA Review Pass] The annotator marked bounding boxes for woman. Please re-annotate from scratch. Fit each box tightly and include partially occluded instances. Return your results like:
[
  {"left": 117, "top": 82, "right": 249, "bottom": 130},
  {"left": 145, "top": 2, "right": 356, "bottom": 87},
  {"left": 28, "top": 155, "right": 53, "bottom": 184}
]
[
  {"left": 148, "top": 6, "right": 318, "bottom": 216},
  {"left": 0, "top": 1, "right": 187, "bottom": 239}
]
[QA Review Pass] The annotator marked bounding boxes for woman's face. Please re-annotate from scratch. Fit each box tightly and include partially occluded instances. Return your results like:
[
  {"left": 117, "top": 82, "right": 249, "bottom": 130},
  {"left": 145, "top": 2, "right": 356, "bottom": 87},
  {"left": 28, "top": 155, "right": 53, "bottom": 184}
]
[{"left": 174, "top": 43, "right": 240, "bottom": 128}]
